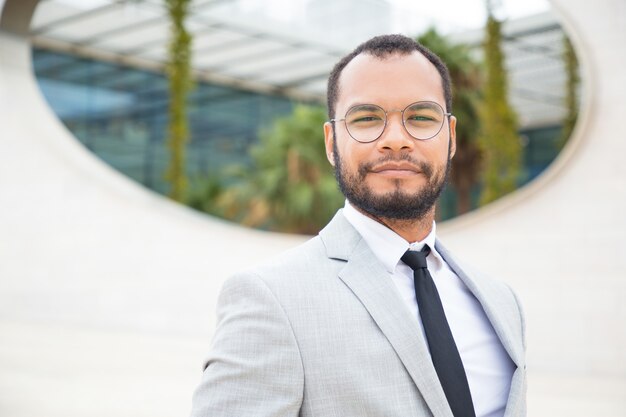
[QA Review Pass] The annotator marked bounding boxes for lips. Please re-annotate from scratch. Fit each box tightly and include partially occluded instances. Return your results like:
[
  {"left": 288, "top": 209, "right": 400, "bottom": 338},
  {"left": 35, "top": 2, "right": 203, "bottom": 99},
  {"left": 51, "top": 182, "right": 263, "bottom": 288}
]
[{"left": 369, "top": 162, "right": 422, "bottom": 174}]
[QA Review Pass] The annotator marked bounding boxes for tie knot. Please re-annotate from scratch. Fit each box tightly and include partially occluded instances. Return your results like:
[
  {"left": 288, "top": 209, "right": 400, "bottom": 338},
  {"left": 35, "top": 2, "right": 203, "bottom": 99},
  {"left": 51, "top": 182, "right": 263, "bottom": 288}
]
[{"left": 401, "top": 246, "right": 431, "bottom": 270}]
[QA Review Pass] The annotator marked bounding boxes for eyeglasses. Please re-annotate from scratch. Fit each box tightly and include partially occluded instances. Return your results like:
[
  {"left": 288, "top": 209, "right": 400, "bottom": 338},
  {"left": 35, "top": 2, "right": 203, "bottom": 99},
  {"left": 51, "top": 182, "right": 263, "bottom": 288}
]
[{"left": 330, "top": 101, "right": 451, "bottom": 143}]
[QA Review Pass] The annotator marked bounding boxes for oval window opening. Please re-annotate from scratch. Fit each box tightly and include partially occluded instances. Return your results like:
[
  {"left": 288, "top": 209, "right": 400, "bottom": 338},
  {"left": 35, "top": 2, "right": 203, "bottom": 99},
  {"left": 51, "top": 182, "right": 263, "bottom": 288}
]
[{"left": 30, "top": 0, "right": 580, "bottom": 232}]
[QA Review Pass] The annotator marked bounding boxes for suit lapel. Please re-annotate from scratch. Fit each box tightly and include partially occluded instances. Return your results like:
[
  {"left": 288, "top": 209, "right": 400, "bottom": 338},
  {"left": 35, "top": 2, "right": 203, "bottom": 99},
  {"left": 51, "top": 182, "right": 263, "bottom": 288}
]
[
  {"left": 320, "top": 212, "right": 453, "bottom": 417},
  {"left": 320, "top": 212, "right": 526, "bottom": 415},
  {"left": 435, "top": 240, "right": 525, "bottom": 369},
  {"left": 436, "top": 241, "right": 526, "bottom": 417}
]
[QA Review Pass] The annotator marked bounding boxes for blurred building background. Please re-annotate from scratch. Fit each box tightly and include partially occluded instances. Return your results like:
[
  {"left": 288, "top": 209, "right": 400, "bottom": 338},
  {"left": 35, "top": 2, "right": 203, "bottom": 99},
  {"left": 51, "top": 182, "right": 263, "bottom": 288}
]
[
  {"left": 30, "top": 0, "right": 566, "bottom": 220},
  {"left": 1, "top": 0, "right": 625, "bottom": 416}
]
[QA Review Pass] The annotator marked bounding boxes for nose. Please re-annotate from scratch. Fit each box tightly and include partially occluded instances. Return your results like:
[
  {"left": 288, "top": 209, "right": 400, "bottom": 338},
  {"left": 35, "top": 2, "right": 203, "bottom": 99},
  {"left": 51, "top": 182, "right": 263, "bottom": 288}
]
[{"left": 376, "top": 111, "right": 414, "bottom": 152}]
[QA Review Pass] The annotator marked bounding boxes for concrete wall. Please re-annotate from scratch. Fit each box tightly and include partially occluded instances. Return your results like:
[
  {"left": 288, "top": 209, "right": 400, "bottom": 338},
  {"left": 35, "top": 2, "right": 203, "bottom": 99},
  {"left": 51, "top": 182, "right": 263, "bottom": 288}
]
[{"left": 0, "top": 0, "right": 624, "bottom": 416}]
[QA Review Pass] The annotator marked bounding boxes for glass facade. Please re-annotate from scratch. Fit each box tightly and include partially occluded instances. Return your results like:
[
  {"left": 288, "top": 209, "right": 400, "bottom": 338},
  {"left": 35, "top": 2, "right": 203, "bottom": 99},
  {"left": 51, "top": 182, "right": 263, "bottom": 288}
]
[
  {"left": 521, "top": 124, "right": 563, "bottom": 181},
  {"left": 33, "top": 48, "right": 297, "bottom": 196},
  {"left": 33, "top": 47, "right": 564, "bottom": 223}
]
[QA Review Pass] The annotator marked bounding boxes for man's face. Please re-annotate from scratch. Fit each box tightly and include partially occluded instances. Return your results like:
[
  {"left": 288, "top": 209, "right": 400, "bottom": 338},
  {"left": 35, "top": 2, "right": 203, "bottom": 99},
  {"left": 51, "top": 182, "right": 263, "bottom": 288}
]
[{"left": 324, "top": 52, "right": 456, "bottom": 221}]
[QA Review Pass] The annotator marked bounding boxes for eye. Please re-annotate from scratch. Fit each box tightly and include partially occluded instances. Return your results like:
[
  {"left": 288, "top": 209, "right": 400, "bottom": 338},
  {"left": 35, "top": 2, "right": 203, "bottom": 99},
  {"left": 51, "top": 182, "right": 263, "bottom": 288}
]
[
  {"left": 406, "top": 114, "right": 439, "bottom": 125},
  {"left": 352, "top": 115, "right": 383, "bottom": 123},
  {"left": 405, "top": 102, "right": 445, "bottom": 124},
  {"left": 405, "top": 107, "right": 442, "bottom": 124},
  {"left": 407, "top": 115, "right": 435, "bottom": 122},
  {"left": 345, "top": 105, "right": 386, "bottom": 125}
]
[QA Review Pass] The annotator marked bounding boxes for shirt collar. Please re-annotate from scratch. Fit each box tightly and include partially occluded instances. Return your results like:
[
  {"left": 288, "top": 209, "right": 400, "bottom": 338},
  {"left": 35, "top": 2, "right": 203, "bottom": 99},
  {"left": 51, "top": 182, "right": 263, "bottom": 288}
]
[{"left": 342, "top": 200, "right": 438, "bottom": 274}]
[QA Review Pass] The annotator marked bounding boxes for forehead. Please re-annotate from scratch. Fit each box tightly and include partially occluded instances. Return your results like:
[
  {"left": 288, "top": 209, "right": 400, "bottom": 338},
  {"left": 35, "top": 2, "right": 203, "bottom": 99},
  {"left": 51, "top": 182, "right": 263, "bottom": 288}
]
[{"left": 336, "top": 51, "right": 445, "bottom": 113}]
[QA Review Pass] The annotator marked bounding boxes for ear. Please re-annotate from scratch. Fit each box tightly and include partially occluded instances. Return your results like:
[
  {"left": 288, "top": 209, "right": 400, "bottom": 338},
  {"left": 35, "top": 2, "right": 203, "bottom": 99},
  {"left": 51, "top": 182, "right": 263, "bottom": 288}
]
[
  {"left": 324, "top": 121, "right": 335, "bottom": 166},
  {"left": 448, "top": 115, "right": 457, "bottom": 159}
]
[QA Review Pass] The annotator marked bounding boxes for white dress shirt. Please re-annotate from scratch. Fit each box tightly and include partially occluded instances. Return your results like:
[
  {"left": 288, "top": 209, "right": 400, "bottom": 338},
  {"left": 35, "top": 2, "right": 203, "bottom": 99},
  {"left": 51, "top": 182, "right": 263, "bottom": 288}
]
[{"left": 342, "top": 201, "right": 515, "bottom": 417}]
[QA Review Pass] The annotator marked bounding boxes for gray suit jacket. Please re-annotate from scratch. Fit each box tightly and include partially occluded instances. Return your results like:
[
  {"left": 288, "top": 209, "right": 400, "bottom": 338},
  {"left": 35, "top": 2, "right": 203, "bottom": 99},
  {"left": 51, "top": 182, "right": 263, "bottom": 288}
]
[{"left": 191, "top": 211, "right": 526, "bottom": 417}]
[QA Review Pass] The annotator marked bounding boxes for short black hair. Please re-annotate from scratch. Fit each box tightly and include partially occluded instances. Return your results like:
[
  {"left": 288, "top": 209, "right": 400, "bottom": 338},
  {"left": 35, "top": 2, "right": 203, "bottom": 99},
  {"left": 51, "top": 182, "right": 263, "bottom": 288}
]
[{"left": 326, "top": 34, "right": 452, "bottom": 119}]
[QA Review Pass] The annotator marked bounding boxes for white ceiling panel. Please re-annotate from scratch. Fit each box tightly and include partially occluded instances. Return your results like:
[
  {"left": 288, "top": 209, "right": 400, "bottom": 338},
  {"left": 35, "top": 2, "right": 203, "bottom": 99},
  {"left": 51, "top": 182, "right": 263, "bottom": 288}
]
[{"left": 29, "top": 1, "right": 572, "bottom": 126}]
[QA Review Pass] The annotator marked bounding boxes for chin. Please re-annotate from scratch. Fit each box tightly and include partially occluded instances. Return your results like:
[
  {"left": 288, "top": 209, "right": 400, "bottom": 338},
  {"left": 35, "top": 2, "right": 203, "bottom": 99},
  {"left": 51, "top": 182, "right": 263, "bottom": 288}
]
[
  {"left": 367, "top": 177, "right": 424, "bottom": 188},
  {"left": 368, "top": 178, "right": 424, "bottom": 194}
]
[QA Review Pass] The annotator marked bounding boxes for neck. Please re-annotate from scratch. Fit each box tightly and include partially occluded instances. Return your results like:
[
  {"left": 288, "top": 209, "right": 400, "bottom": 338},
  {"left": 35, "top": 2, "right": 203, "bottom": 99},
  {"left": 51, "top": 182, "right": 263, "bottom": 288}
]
[{"left": 355, "top": 206, "right": 435, "bottom": 243}]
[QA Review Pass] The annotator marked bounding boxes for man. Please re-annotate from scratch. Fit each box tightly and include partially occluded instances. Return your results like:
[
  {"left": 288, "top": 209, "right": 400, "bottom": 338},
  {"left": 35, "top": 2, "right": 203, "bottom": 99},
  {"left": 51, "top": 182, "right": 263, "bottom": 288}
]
[{"left": 191, "top": 34, "right": 526, "bottom": 417}]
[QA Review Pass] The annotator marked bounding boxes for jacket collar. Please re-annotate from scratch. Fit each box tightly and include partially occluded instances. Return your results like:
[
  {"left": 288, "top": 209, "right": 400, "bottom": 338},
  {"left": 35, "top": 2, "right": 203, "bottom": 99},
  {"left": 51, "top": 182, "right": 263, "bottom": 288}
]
[{"left": 319, "top": 210, "right": 525, "bottom": 416}]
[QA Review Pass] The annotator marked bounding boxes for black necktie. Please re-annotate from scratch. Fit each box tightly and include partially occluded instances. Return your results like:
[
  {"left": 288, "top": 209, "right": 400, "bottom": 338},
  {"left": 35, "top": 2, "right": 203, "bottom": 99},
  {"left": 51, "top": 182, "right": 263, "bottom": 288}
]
[{"left": 401, "top": 246, "right": 476, "bottom": 417}]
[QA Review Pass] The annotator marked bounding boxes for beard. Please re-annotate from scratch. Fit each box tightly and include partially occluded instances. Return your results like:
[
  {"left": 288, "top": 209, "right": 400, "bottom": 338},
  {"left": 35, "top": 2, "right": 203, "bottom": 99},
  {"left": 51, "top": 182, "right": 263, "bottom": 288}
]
[{"left": 332, "top": 136, "right": 451, "bottom": 221}]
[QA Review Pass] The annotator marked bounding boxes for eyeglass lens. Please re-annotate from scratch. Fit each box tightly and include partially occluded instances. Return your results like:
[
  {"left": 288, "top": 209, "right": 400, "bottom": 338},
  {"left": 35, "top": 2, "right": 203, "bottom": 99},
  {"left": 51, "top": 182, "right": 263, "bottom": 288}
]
[{"left": 344, "top": 101, "right": 446, "bottom": 142}]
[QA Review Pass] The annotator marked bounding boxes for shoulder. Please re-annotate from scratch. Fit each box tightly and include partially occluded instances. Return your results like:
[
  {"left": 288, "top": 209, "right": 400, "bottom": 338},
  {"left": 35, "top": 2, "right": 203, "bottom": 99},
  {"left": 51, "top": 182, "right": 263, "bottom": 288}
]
[
  {"left": 221, "top": 234, "right": 344, "bottom": 301},
  {"left": 233, "top": 211, "right": 359, "bottom": 290},
  {"left": 246, "top": 234, "right": 337, "bottom": 279}
]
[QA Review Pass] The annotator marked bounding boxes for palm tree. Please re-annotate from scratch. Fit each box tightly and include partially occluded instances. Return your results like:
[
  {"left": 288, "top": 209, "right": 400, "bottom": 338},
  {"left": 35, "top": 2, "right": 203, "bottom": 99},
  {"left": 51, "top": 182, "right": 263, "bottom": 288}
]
[{"left": 191, "top": 105, "right": 343, "bottom": 234}]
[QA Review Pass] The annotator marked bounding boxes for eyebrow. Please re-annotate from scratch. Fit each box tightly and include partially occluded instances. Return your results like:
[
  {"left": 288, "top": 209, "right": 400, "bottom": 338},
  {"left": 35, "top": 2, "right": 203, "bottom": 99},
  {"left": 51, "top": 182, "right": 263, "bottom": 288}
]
[
  {"left": 349, "top": 104, "right": 382, "bottom": 112},
  {"left": 409, "top": 102, "right": 439, "bottom": 110}
]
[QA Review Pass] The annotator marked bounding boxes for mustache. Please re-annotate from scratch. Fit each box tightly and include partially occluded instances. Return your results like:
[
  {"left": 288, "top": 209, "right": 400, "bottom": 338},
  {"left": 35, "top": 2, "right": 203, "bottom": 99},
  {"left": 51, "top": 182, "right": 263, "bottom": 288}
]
[{"left": 358, "top": 154, "right": 433, "bottom": 178}]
